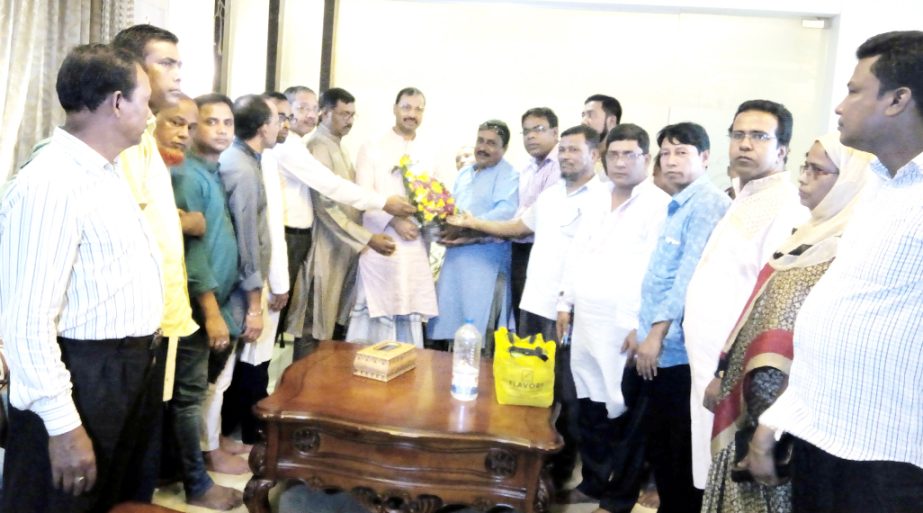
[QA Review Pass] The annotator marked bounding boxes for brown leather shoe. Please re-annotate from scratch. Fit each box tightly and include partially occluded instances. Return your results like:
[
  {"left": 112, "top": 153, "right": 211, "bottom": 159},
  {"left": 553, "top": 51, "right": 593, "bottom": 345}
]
[{"left": 554, "top": 488, "right": 597, "bottom": 504}]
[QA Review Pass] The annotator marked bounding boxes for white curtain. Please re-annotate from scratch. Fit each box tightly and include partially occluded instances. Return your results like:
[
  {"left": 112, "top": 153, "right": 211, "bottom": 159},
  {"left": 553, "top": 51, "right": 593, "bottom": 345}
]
[{"left": 0, "top": 0, "right": 134, "bottom": 181}]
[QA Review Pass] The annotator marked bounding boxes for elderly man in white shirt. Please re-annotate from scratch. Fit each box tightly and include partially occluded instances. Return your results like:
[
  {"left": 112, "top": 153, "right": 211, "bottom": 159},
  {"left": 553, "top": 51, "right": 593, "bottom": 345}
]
[
  {"left": 275, "top": 85, "right": 413, "bottom": 359},
  {"left": 683, "top": 100, "right": 808, "bottom": 491},
  {"left": 0, "top": 44, "right": 164, "bottom": 513}
]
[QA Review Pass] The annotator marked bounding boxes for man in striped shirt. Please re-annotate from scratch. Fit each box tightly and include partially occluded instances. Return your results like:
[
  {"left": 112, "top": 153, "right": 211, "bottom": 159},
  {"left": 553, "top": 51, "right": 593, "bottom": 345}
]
[
  {"left": 752, "top": 30, "right": 923, "bottom": 513},
  {"left": 0, "top": 44, "right": 164, "bottom": 513}
]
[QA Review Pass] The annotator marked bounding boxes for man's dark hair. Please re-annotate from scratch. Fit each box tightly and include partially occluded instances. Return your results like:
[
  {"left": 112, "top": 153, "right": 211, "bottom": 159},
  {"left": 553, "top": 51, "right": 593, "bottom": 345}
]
[
  {"left": 478, "top": 119, "right": 511, "bottom": 148},
  {"left": 233, "top": 94, "right": 271, "bottom": 140},
  {"left": 560, "top": 125, "right": 600, "bottom": 148},
  {"left": 657, "top": 122, "right": 710, "bottom": 154},
  {"left": 605, "top": 123, "right": 651, "bottom": 154},
  {"left": 319, "top": 87, "right": 355, "bottom": 111},
  {"left": 731, "top": 99, "right": 794, "bottom": 146},
  {"left": 857, "top": 30, "right": 923, "bottom": 118},
  {"left": 56, "top": 44, "right": 139, "bottom": 114},
  {"left": 521, "top": 107, "right": 558, "bottom": 129},
  {"left": 111, "top": 24, "right": 178, "bottom": 60},
  {"left": 283, "top": 85, "right": 315, "bottom": 104},
  {"left": 584, "top": 94, "right": 623, "bottom": 124},
  {"left": 195, "top": 93, "right": 233, "bottom": 111},
  {"left": 263, "top": 91, "right": 288, "bottom": 102},
  {"left": 394, "top": 87, "right": 425, "bottom": 105}
]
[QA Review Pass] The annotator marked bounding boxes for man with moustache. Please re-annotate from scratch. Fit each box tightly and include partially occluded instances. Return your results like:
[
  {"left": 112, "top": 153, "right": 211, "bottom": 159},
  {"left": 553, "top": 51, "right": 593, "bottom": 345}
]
[
  {"left": 556, "top": 124, "right": 671, "bottom": 513},
  {"left": 348, "top": 87, "right": 438, "bottom": 345},
  {"left": 685, "top": 100, "right": 807, "bottom": 493},
  {"left": 155, "top": 95, "right": 206, "bottom": 237},
  {"left": 304, "top": 88, "right": 397, "bottom": 348},
  {"left": 447, "top": 125, "right": 607, "bottom": 490},
  {"left": 111, "top": 23, "right": 199, "bottom": 500},
  {"left": 427, "top": 120, "right": 519, "bottom": 353},
  {"left": 511, "top": 107, "right": 561, "bottom": 329},
  {"left": 168, "top": 93, "right": 243, "bottom": 510},
  {"left": 753, "top": 31, "right": 923, "bottom": 512},
  {"left": 278, "top": 86, "right": 412, "bottom": 359},
  {"left": 0, "top": 44, "right": 163, "bottom": 513}
]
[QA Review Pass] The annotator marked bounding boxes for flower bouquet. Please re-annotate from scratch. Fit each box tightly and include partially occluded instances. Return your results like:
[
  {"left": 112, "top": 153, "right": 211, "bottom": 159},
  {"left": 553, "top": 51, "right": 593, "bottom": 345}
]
[{"left": 398, "top": 154, "right": 456, "bottom": 226}]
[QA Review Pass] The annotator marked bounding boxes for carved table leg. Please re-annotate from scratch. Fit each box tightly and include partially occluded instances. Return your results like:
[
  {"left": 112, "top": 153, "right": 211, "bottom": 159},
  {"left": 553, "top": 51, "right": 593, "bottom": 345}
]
[
  {"left": 244, "top": 477, "right": 275, "bottom": 513},
  {"left": 244, "top": 440, "right": 275, "bottom": 513},
  {"left": 533, "top": 468, "right": 553, "bottom": 513}
]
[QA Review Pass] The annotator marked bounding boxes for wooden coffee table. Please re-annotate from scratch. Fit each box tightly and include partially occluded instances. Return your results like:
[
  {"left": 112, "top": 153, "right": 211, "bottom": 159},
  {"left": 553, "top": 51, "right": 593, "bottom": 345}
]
[{"left": 244, "top": 341, "right": 562, "bottom": 513}]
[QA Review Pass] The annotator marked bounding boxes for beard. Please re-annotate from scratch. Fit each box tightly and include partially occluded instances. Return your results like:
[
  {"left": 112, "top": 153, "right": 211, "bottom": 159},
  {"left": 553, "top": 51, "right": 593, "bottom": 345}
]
[{"left": 158, "top": 145, "right": 186, "bottom": 167}]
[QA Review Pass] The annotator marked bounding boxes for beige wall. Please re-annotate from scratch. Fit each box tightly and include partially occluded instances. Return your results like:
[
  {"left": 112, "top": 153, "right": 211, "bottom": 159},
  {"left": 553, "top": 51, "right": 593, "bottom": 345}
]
[{"left": 137, "top": 0, "right": 923, "bottom": 183}]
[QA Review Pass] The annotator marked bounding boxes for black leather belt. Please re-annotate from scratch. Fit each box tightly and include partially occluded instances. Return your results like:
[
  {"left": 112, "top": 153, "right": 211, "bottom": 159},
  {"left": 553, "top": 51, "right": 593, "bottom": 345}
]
[
  {"left": 58, "top": 330, "right": 162, "bottom": 351},
  {"left": 285, "top": 226, "right": 311, "bottom": 235}
]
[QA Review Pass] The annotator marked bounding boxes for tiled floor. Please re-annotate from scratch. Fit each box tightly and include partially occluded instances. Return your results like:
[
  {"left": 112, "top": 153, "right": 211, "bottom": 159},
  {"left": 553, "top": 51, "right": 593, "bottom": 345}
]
[{"left": 152, "top": 343, "right": 657, "bottom": 513}]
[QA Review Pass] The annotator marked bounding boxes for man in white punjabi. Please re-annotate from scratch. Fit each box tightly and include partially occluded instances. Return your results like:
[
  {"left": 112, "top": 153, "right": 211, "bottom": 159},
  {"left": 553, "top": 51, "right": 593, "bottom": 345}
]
[
  {"left": 684, "top": 100, "right": 807, "bottom": 491},
  {"left": 347, "top": 87, "right": 438, "bottom": 345},
  {"left": 0, "top": 44, "right": 164, "bottom": 513},
  {"left": 557, "top": 124, "right": 671, "bottom": 513}
]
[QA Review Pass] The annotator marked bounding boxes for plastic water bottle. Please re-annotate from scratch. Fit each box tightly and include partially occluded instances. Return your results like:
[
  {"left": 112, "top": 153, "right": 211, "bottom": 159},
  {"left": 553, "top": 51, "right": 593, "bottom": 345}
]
[{"left": 451, "top": 320, "right": 482, "bottom": 401}]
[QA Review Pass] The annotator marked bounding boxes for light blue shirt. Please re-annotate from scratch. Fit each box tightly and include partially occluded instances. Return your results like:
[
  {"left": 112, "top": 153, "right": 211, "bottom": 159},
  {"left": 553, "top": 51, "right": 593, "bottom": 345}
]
[
  {"left": 427, "top": 159, "right": 519, "bottom": 340},
  {"left": 637, "top": 174, "right": 730, "bottom": 367}
]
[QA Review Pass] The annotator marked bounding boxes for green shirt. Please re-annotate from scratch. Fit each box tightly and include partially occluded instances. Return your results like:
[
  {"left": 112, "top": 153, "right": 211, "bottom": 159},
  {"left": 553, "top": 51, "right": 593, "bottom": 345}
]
[{"left": 171, "top": 151, "right": 241, "bottom": 336}]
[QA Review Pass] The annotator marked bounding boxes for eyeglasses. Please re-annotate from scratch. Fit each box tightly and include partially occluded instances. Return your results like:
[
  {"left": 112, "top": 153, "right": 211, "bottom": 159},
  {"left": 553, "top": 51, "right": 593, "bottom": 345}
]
[
  {"left": 799, "top": 162, "right": 839, "bottom": 178},
  {"left": 606, "top": 150, "right": 646, "bottom": 163},
  {"left": 278, "top": 113, "right": 295, "bottom": 123},
  {"left": 398, "top": 104, "right": 424, "bottom": 114},
  {"left": 522, "top": 125, "right": 550, "bottom": 136},
  {"left": 728, "top": 131, "right": 776, "bottom": 143}
]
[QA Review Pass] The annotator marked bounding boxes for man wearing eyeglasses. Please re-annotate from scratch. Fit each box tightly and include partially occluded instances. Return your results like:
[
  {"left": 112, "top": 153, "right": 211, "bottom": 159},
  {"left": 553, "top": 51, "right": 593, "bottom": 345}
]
[
  {"left": 512, "top": 107, "right": 561, "bottom": 331},
  {"left": 345, "top": 87, "right": 440, "bottom": 346},
  {"left": 555, "top": 123, "right": 671, "bottom": 513},
  {"left": 300, "top": 88, "right": 399, "bottom": 352},
  {"left": 684, "top": 100, "right": 808, "bottom": 494}
]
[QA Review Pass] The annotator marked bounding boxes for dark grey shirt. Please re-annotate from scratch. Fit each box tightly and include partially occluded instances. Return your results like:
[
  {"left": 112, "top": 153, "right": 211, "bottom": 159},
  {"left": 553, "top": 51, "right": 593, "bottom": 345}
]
[{"left": 219, "top": 139, "right": 270, "bottom": 292}]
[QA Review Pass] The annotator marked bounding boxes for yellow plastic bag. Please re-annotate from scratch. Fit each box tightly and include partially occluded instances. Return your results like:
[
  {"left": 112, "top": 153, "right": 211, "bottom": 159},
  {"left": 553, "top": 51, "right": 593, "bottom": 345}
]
[{"left": 493, "top": 327, "right": 556, "bottom": 407}]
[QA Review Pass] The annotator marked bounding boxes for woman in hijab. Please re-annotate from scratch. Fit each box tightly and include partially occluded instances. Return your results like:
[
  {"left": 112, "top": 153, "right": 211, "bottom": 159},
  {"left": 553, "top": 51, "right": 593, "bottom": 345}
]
[{"left": 700, "top": 134, "right": 871, "bottom": 513}]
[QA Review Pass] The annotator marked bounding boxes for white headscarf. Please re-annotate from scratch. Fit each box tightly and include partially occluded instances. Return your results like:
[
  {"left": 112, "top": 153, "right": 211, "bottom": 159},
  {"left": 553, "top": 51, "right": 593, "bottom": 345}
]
[{"left": 770, "top": 133, "right": 872, "bottom": 270}]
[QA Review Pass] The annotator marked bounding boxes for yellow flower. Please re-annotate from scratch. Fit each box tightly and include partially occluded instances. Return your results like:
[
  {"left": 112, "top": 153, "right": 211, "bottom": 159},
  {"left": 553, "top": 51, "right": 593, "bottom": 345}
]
[
  {"left": 432, "top": 182, "right": 443, "bottom": 194},
  {"left": 399, "top": 154, "right": 411, "bottom": 168}
]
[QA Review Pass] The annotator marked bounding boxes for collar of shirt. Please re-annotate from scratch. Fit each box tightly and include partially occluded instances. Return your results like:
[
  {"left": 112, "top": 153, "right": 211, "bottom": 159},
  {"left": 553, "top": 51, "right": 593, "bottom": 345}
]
[
  {"left": 736, "top": 170, "right": 790, "bottom": 199},
  {"left": 52, "top": 127, "right": 116, "bottom": 176},
  {"left": 184, "top": 150, "right": 220, "bottom": 174},
  {"left": 233, "top": 138, "right": 262, "bottom": 163},
  {"left": 668, "top": 173, "right": 712, "bottom": 215},
  {"left": 567, "top": 173, "right": 604, "bottom": 198},
  {"left": 313, "top": 123, "right": 339, "bottom": 144},
  {"left": 524, "top": 146, "right": 558, "bottom": 173},
  {"left": 870, "top": 151, "right": 923, "bottom": 185}
]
